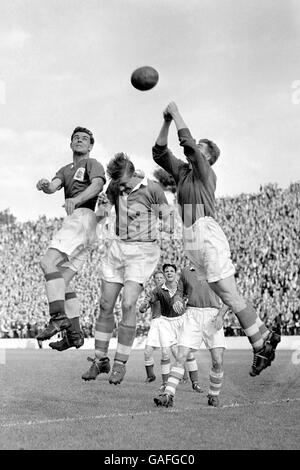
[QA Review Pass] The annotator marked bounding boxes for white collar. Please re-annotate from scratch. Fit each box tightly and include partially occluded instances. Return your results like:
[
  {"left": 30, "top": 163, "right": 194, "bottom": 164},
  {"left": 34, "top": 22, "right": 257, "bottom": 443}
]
[
  {"left": 162, "top": 281, "right": 178, "bottom": 294},
  {"left": 130, "top": 176, "right": 147, "bottom": 194},
  {"left": 121, "top": 177, "right": 147, "bottom": 198}
]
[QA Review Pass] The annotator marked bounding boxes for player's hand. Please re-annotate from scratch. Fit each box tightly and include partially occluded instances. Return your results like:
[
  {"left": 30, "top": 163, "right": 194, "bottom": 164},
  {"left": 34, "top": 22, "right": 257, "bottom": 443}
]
[
  {"left": 139, "top": 302, "right": 149, "bottom": 313},
  {"left": 173, "top": 300, "right": 184, "bottom": 315},
  {"left": 163, "top": 109, "right": 173, "bottom": 122},
  {"left": 214, "top": 314, "right": 223, "bottom": 331},
  {"left": 166, "top": 101, "right": 179, "bottom": 117},
  {"left": 36, "top": 179, "right": 50, "bottom": 192},
  {"left": 63, "top": 198, "right": 76, "bottom": 216},
  {"left": 97, "top": 192, "right": 109, "bottom": 205}
]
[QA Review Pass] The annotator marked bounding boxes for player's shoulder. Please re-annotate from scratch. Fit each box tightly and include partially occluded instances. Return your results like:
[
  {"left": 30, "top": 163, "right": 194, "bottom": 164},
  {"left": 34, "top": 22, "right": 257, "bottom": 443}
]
[
  {"left": 146, "top": 179, "right": 164, "bottom": 193},
  {"left": 86, "top": 157, "right": 103, "bottom": 167},
  {"left": 56, "top": 162, "right": 73, "bottom": 174}
]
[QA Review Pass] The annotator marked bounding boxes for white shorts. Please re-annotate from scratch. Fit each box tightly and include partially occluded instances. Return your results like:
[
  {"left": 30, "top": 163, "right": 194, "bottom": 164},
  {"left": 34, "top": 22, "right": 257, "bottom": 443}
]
[
  {"left": 50, "top": 208, "right": 97, "bottom": 272},
  {"left": 145, "top": 317, "right": 161, "bottom": 348},
  {"left": 101, "top": 238, "right": 160, "bottom": 285},
  {"left": 178, "top": 307, "right": 226, "bottom": 350},
  {"left": 159, "top": 315, "right": 185, "bottom": 349},
  {"left": 183, "top": 217, "right": 235, "bottom": 283}
]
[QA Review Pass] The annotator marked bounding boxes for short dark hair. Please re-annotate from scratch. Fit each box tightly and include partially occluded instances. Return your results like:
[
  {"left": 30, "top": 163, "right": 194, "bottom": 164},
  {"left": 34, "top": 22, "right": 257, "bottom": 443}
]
[
  {"left": 107, "top": 152, "right": 135, "bottom": 181},
  {"left": 198, "top": 138, "right": 220, "bottom": 165},
  {"left": 154, "top": 270, "right": 164, "bottom": 278},
  {"left": 162, "top": 263, "right": 177, "bottom": 273},
  {"left": 71, "top": 126, "right": 94, "bottom": 145}
]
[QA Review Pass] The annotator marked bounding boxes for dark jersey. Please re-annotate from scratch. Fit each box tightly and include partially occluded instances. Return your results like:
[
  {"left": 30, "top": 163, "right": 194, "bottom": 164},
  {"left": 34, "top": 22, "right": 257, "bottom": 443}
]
[
  {"left": 54, "top": 157, "right": 106, "bottom": 211},
  {"left": 153, "top": 128, "right": 216, "bottom": 227},
  {"left": 178, "top": 268, "right": 220, "bottom": 309},
  {"left": 151, "top": 285, "right": 183, "bottom": 318}
]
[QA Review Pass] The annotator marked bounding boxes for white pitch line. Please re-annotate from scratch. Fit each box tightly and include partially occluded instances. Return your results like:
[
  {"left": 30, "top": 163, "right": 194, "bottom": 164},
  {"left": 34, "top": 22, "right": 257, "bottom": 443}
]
[{"left": 1, "top": 397, "right": 299, "bottom": 429}]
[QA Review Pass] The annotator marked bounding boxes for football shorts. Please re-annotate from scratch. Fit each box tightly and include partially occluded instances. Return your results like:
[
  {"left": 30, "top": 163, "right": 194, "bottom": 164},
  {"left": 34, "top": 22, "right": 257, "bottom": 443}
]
[
  {"left": 50, "top": 208, "right": 97, "bottom": 272},
  {"left": 178, "top": 307, "right": 226, "bottom": 350},
  {"left": 183, "top": 216, "right": 235, "bottom": 283},
  {"left": 101, "top": 238, "right": 160, "bottom": 285}
]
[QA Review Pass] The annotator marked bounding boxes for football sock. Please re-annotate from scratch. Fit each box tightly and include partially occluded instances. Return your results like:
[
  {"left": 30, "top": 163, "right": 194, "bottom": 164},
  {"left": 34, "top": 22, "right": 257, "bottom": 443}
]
[
  {"left": 165, "top": 365, "right": 185, "bottom": 396},
  {"left": 114, "top": 322, "right": 136, "bottom": 364},
  {"left": 45, "top": 272, "right": 65, "bottom": 318},
  {"left": 145, "top": 359, "right": 155, "bottom": 378},
  {"left": 255, "top": 316, "right": 271, "bottom": 341},
  {"left": 235, "top": 304, "right": 264, "bottom": 351},
  {"left": 208, "top": 369, "right": 224, "bottom": 397},
  {"left": 65, "top": 292, "right": 81, "bottom": 333},
  {"left": 186, "top": 355, "right": 198, "bottom": 383},
  {"left": 95, "top": 316, "right": 114, "bottom": 359},
  {"left": 161, "top": 358, "right": 171, "bottom": 384}
]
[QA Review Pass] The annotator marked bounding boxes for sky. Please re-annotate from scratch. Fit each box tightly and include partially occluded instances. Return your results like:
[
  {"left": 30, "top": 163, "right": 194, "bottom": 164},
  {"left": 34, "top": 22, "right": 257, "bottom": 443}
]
[{"left": 0, "top": 0, "right": 299, "bottom": 221}]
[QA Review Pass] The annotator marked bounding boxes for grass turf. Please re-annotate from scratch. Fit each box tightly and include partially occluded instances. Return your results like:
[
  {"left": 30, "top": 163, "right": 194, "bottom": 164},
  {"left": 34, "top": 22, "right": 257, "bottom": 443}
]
[{"left": 0, "top": 349, "right": 299, "bottom": 450}]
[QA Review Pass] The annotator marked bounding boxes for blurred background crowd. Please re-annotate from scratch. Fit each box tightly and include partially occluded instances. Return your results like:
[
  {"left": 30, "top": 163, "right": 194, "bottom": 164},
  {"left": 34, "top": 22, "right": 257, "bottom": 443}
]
[{"left": 0, "top": 181, "right": 299, "bottom": 339}]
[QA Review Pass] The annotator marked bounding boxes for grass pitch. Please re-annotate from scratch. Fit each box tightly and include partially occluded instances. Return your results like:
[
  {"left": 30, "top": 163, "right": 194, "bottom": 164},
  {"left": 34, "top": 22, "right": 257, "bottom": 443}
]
[{"left": 0, "top": 349, "right": 299, "bottom": 450}]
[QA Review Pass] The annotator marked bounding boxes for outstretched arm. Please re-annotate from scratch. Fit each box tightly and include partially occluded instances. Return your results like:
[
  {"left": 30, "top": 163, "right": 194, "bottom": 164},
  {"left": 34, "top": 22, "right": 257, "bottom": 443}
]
[
  {"left": 152, "top": 110, "right": 184, "bottom": 182},
  {"left": 155, "top": 111, "right": 173, "bottom": 146},
  {"left": 165, "top": 101, "right": 211, "bottom": 181},
  {"left": 36, "top": 177, "right": 62, "bottom": 194}
]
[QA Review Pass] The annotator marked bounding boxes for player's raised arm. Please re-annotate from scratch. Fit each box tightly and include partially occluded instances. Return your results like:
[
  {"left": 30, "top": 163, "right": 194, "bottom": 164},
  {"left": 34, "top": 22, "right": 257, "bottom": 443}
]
[
  {"left": 152, "top": 109, "right": 183, "bottom": 183},
  {"left": 36, "top": 177, "right": 62, "bottom": 194},
  {"left": 166, "top": 101, "right": 212, "bottom": 182}
]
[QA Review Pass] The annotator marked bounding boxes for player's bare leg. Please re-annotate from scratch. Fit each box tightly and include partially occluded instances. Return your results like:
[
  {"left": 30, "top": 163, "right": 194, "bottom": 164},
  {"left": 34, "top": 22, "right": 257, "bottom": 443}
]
[
  {"left": 82, "top": 281, "right": 122, "bottom": 381},
  {"left": 37, "top": 248, "right": 71, "bottom": 340},
  {"left": 109, "top": 280, "right": 143, "bottom": 385},
  {"left": 209, "top": 275, "right": 280, "bottom": 376}
]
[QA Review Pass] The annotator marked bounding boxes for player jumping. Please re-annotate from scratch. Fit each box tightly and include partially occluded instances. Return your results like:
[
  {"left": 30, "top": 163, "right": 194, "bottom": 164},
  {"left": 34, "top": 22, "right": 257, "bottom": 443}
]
[
  {"left": 36, "top": 127, "right": 105, "bottom": 349},
  {"left": 152, "top": 102, "right": 280, "bottom": 376}
]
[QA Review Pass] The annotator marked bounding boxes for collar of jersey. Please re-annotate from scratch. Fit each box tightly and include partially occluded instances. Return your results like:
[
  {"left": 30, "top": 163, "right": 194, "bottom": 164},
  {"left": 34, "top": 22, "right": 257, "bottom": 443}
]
[
  {"left": 161, "top": 281, "right": 178, "bottom": 292},
  {"left": 122, "top": 177, "right": 147, "bottom": 197}
]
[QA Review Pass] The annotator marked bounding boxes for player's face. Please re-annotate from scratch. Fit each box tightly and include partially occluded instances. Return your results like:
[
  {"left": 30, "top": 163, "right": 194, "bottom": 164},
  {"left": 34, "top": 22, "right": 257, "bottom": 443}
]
[
  {"left": 197, "top": 142, "right": 211, "bottom": 162},
  {"left": 118, "top": 170, "right": 135, "bottom": 193},
  {"left": 163, "top": 267, "right": 176, "bottom": 282},
  {"left": 70, "top": 132, "right": 93, "bottom": 155},
  {"left": 154, "top": 273, "right": 165, "bottom": 287}
]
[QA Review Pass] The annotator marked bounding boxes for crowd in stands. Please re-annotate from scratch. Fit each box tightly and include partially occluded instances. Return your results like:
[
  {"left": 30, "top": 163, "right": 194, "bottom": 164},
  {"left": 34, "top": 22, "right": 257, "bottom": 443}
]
[{"left": 0, "top": 182, "right": 299, "bottom": 339}]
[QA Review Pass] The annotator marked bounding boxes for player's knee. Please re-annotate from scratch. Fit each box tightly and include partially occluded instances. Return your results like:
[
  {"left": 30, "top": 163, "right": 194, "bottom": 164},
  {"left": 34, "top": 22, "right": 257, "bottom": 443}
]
[
  {"left": 122, "top": 299, "right": 135, "bottom": 314},
  {"left": 99, "top": 297, "right": 114, "bottom": 316},
  {"left": 40, "top": 256, "right": 52, "bottom": 274},
  {"left": 144, "top": 350, "right": 152, "bottom": 361},
  {"left": 220, "top": 293, "right": 244, "bottom": 312},
  {"left": 161, "top": 350, "right": 170, "bottom": 361},
  {"left": 211, "top": 358, "right": 223, "bottom": 372}
]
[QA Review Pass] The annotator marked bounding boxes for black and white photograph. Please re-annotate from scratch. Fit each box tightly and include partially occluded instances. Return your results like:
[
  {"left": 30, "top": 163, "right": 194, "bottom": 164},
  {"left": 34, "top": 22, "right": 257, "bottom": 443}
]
[{"left": 0, "top": 0, "right": 299, "bottom": 453}]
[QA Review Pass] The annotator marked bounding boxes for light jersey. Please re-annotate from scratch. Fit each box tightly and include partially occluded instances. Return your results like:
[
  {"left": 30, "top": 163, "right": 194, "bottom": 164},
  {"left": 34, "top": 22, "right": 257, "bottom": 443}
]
[
  {"left": 178, "top": 267, "right": 220, "bottom": 309},
  {"left": 54, "top": 157, "right": 106, "bottom": 211},
  {"left": 152, "top": 128, "right": 216, "bottom": 227},
  {"left": 106, "top": 177, "right": 170, "bottom": 242}
]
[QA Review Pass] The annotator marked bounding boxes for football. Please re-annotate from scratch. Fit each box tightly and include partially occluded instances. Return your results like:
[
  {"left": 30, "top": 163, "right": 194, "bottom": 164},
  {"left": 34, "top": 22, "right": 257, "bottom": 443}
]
[{"left": 130, "top": 66, "right": 159, "bottom": 91}]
